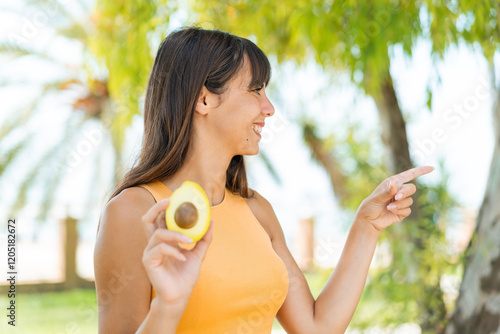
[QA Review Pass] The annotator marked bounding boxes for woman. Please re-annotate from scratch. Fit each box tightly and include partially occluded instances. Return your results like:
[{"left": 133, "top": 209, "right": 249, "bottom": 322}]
[{"left": 94, "top": 26, "right": 433, "bottom": 333}]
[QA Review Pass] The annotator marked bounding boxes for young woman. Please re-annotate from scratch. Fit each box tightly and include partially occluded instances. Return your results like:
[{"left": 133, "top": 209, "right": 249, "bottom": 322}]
[{"left": 93, "top": 26, "right": 433, "bottom": 333}]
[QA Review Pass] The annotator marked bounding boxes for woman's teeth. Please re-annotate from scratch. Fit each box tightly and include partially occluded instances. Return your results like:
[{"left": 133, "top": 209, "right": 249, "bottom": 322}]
[{"left": 252, "top": 124, "right": 262, "bottom": 134}]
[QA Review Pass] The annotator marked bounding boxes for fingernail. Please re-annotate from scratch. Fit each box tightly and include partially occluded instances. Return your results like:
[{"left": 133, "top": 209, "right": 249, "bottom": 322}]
[
  {"left": 387, "top": 204, "right": 396, "bottom": 210},
  {"left": 387, "top": 180, "right": 392, "bottom": 192},
  {"left": 395, "top": 193, "right": 403, "bottom": 200},
  {"left": 181, "top": 235, "right": 193, "bottom": 243}
]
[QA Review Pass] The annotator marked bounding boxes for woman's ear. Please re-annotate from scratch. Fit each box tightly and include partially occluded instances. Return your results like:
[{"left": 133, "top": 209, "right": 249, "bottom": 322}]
[{"left": 195, "top": 86, "right": 217, "bottom": 116}]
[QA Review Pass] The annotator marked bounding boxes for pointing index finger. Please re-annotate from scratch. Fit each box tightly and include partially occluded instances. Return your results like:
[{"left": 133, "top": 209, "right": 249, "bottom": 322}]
[{"left": 396, "top": 166, "right": 434, "bottom": 184}]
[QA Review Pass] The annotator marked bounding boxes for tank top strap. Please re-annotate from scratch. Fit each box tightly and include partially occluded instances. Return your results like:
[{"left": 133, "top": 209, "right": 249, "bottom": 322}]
[{"left": 138, "top": 180, "right": 172, "bottom": 203}]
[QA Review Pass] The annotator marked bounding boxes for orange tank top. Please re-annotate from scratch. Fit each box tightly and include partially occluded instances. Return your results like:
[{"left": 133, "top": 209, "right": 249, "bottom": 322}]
[{"left": 138, "top": 180, "right": 289, "bottom": 334}]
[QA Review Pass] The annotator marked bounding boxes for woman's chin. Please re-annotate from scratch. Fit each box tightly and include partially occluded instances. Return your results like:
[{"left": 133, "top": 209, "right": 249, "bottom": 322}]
[{"left": 241, "top": 145, "right": 260, "bottom": 156}]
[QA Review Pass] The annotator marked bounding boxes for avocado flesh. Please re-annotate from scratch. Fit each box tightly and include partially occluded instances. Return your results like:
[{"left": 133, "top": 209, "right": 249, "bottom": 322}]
[{"left": 165, "top": 181, "right": 211, "bottom": 242}]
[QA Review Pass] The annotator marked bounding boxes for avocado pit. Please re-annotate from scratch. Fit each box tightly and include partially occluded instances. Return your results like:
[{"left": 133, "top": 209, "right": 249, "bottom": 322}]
[{"left": 174, "top": 202, "right": 198, "bottom": 229}]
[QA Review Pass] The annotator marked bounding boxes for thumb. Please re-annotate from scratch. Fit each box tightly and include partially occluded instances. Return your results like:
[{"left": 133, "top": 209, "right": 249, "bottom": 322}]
[{"left": 376, "top": 179, "right": 399, "bottom": 203}]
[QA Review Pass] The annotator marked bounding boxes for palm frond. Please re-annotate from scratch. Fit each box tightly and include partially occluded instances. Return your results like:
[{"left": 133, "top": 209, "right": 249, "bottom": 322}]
[
  {"left": 0, "top": 78, "right": 84, "bottom": 141},
  {"left": 24, "top": 0, "right": 84, "bottom": 28},
  {"left": 37, "top": 166, "right": 63, "bottom": 223},
  {"left": 10, "top": 141, "right": 62, "bottom": 218},
  {"left": 9, "top": 116, "right": 86, "bottom": 219},
  {"left": 57, "top": 21, "right": 88, "bottom": 41},
  {"left": 0, "top": 136, "right": 32, "bottom": 178},
  {"left": 0, "top": 100, "right": 39, "bottom": 140},
  {"left": 38, "top": 116, "right": 92, "bottom": 222},
  {"left": 0, "top": 42, "right": 58, "bottom": 63}
]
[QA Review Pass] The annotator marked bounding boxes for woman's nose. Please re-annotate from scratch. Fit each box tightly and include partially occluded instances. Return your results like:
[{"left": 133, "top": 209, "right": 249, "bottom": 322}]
[{"left": 262, "top": 94, "right": 275, "bottom": 117}]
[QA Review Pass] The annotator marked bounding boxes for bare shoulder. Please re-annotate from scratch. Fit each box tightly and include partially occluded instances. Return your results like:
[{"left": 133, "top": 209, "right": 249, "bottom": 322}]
[
  {"left": 244, "top": 188, "right": 283, "bottom": 242},
  {"left": 96, "top": 185, "right": 156, "bottom": 265},
  {"left": 97, "top": 187, "right": 155, "bottom": 244},
  {"left": 101, "top": 186, "right": 155, "bottom": 224}
]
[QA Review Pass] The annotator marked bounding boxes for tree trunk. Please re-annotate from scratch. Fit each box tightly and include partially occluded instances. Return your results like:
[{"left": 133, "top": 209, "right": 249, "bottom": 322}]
[
  {"left": 372, "top": 70, "right": 447, "bottom": 332},
  {"left": 61, "top": 215, "right": 79, "bottom": 289},
  {"left": 445, "top": 70, "right": 500, "bottom": 334},
  {"left": 372, "top": 73, "right": 413, "bottom": 175},
  {"left": 372, "top": 72, "right": 425, "bottom": 223},
  {"left": 301, "top": 121, "right": 347, "bottom": 202}
]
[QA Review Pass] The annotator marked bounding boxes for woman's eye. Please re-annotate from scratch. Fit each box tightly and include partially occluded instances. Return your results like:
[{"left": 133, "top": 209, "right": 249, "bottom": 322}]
[{"left": 252, "top": 86, "right": 263, "bottom": 94}]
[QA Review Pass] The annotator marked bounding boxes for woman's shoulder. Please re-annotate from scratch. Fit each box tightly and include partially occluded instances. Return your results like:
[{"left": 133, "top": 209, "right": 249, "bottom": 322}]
[
  {"left": 108, "top": 186, "right": 155, "bottom": 207},
  {"left": 106, "top": 186, "right": 154, "bottom": 213},
  {"left": 244, "top": 188, "right": 273, "bottom": 211},
  {"left": 99, "top": 186, "right": 156, "bottom": 234},
  {"left": 244, "top": 188, "right": 278, "bottom": 241}
]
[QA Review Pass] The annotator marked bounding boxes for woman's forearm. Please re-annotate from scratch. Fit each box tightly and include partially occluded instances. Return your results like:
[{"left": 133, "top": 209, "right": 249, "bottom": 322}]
[
  {"left": 313, "top": 218, "right": 381, "bottom": 333},
  {"left": 135, "top": 298, "right": 188, "bottom": 334}
]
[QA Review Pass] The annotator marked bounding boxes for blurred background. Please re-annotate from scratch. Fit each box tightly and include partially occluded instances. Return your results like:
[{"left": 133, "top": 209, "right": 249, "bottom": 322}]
[{"left": 0, "top": 0, "right": 498, "bottom": 333}]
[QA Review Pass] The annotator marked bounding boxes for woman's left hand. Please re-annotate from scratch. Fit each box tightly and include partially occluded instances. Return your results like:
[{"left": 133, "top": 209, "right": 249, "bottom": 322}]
[{"left": 355, "top": 166, "right": 434, "bottom": 232}]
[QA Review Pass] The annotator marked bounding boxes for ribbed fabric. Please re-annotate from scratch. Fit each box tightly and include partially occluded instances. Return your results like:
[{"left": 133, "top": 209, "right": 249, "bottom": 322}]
[{"left": 138, "top": 180, "right": 289, "bottom": 334}]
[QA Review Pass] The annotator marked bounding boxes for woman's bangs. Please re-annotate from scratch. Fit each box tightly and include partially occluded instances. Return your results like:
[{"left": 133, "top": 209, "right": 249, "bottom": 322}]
[{"left": 242, "top": 39, "right": 271, "bottom": 88}]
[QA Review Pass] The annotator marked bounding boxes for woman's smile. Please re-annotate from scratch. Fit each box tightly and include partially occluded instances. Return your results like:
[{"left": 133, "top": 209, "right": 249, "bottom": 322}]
[{"left": 252, "top": 124, "right": 263, "bottom": 137}]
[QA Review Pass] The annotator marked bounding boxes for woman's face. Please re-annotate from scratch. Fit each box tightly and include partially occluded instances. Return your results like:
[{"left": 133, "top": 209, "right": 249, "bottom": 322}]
[{"left": 207, "top": 55, "right": 275, "bottom": 156}]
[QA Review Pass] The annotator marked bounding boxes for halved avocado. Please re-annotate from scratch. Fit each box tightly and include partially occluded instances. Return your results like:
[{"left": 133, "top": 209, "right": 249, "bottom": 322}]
[{"left": 165, "top": 180, "right": 211, "bottom": 242}]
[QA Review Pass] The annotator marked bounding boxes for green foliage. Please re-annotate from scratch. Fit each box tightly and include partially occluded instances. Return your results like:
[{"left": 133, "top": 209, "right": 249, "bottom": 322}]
[
  {"left": 188, "top": 0, "right": 462, "bottom": 97},
  {"left": 454, "top": 0, "right": 499, "bottom": 62}
]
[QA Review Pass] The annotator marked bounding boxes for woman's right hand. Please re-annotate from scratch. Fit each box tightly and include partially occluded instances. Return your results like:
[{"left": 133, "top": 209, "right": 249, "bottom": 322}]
[{"left": 141, "top": 198, "right": 214, "bottom": 305}]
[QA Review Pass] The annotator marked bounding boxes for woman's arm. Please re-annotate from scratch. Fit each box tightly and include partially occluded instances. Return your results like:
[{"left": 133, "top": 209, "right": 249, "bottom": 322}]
[
  {"left": 94, "top": 187, "right": 186, "bottom": 333},
  {"left": 312, "top": 218, "right": 379, "bottom": 332},
  {"left": 248, "top": 166, "right": 433, "bottom": 334}
]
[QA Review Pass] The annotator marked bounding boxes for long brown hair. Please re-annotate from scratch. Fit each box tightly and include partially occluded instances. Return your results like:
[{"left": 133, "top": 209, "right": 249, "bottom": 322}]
[{"left": 107, "top": 26, "right": 271, "bottom": 202}]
